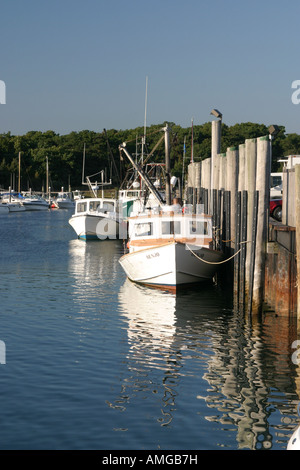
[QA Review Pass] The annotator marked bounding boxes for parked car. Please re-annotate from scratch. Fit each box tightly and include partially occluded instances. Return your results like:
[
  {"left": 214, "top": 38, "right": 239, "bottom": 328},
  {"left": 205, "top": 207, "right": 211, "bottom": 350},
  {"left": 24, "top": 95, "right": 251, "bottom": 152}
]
[{"left": 270, "top": 199, "right": 282, "bottom": 222}]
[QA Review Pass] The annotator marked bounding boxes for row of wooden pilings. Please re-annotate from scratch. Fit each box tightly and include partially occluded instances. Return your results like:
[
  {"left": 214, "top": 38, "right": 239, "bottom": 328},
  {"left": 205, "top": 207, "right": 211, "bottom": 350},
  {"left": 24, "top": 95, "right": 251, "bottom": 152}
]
[{"left": 186, "top": 125, "right": 295, "bottom": 318}]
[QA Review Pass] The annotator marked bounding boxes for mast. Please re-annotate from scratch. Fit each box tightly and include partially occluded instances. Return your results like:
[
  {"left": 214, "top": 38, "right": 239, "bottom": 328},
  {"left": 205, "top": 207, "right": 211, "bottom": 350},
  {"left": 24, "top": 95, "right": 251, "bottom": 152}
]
[
  {"left": 119, "top": 142, "right": 164, "bottom": 206},
  {"left": 18, "top": 152, "right": 21, "bottom": 193},
  {"left": 46, "top": 156, "right": 49, "bottom": 200},
  {"left": 182, "top": 136, "right": 186, "bottom": 193},
  {"left": 190, "top": 118, "right": 194, "bottom": 163},
  {"left": 164, "top": 124, "right": 171, "bottom": 205},
  {"left": 141, "top": 76, "right": 148, "bottom": 165},
  {"left": 82, "top": 143, "right": 86, "bottom": 185}
]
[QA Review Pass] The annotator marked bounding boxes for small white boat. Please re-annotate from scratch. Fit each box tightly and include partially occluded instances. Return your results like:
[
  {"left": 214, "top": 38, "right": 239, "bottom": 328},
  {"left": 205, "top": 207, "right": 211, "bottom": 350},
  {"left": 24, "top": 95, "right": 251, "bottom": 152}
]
[
  {"left": 119, "top": 204, "right": 225, "bottom": 291},
  {"left": 0, "top": 192, "right": 25, "bottom": 212},
  {"left": 68, "top": 197, "right": 119, "bottom": 240},
  {"left": 6, "top": 202, "right": 25, "bottom": 212},
  {"left": 56, "top": 190, "right": 75, "bottom": 209},
  {"left": 22, "top": 194, "right": 49, "bottom": 211}
]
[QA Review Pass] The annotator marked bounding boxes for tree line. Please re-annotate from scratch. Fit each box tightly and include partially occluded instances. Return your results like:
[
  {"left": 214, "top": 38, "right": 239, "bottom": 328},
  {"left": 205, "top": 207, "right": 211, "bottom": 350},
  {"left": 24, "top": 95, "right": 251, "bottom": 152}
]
[{"left": 0, "top": 122, "right": 299, "bottom": 192}]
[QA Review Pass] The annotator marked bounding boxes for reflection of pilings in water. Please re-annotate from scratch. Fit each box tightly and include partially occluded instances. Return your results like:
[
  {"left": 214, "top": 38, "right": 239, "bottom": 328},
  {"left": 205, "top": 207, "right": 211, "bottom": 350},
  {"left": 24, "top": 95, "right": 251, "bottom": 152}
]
[
  {"left": 115, "top": 281, "right": 298, "bottom": 446},
  {"left": 202, "top": 312, "right": 272, "bottom": 450}
]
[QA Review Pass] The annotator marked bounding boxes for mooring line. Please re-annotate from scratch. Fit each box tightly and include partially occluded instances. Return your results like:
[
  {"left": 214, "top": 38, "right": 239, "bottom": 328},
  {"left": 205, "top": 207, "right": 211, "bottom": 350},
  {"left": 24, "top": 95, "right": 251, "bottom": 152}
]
[{"left": 186, "top": 240, "right": 251, "bottom": 265}]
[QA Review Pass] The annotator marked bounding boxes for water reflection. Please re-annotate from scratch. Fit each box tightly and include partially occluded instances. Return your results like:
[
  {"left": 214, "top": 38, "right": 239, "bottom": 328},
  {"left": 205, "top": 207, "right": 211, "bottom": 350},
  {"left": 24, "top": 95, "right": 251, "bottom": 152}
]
[
  {"left": 117, "top": 280, "right": 300, "bottom": 449},
  {"left": 68, "top": 239, "right": 123, "bottom": 304},
  {"left": 65, "top": 238, "right": 300, "bottom": 449}
]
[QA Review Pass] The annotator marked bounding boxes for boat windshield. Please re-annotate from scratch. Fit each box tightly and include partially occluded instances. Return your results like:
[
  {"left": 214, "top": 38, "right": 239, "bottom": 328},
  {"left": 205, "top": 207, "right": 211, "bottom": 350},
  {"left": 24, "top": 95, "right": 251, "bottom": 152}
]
[
  {"left": 102, "top": 201, "right": 115, "bottom": 211},
  {"left": 77, "top": 202, "right": 87, "bottom": 213},
  {"left": 89, "top": 201, "right": 101, "bottom": 212},
  {"left": 162, "top": 220, "right": 181, "bottom": 235},
  {"left": 189, "top": 220, "right": 208, "bottom": 235},
  {"left": 131, "top": 214, "right": 211, "bottom": 241}
]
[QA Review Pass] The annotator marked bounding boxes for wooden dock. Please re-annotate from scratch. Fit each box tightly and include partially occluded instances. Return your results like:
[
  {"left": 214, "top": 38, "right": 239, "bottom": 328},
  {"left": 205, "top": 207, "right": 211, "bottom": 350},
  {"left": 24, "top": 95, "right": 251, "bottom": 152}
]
[{"left": 186, "top": 120, "right": 300, "bottom": 327}]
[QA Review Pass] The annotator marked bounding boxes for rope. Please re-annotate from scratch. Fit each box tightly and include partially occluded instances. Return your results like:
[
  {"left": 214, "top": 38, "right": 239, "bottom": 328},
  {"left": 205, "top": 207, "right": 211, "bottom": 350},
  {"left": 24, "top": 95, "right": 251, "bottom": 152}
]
[{"left": 186, "top": 240, "right": 251, "bottom": 265}]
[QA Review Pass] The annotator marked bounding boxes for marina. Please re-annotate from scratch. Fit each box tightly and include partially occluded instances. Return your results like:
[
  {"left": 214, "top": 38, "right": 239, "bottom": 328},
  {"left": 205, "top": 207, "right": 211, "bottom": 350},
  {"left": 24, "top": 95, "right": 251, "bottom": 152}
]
[
  {"left": 3, "top": 0, "right": 300, "bottom": 453},
  {"left": 0, "top": 209, "right": 299, "bottom": 450},
  {"left": 1, "top": 119, "right": 300, "bottom": 451}
]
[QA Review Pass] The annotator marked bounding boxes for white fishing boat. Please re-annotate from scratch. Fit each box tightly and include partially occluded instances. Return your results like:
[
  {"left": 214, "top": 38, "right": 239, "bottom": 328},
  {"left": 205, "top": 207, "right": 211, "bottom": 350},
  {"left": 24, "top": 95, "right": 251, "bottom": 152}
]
[
  {"left": 68, "top": 197, "right": 120, "bottom": 240},
  {"left": 118, "top": 124, "right": 225, "bottom": 291},
  {"left": 119, "top": 204, "right": 224, "bottom": 291},
  {"left": 56, "top": 190, "right": 75, "bottom": 209},
  {"left": 22, "top": 193, "right": 49, "bottom": 211}
]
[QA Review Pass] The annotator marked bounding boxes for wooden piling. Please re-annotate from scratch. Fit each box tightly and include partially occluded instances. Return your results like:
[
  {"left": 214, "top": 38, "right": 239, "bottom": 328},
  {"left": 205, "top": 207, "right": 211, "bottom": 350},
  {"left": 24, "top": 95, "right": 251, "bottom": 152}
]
[
  {"left": 245, "top": 138, "right": 257, "bottom": 308},
  {"left": 252, "top": 136, "right": 270, "bottom": 314},
  {"left": 295, "top": 164, "right": 300, "bottom": 327},
  {"left": 186, "top": 126, "right": 292, "bottom": 317},
  {"left": 226, "top": 146, "right": 239, "bottom": 251}
]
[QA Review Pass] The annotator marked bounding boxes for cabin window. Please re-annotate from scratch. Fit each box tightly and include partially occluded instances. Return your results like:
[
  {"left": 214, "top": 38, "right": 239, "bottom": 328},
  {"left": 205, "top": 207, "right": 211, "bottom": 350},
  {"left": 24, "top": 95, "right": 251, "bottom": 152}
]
[
  {"left": 89, "top": 201, "right": 100, "bottom": 212},
  {"left": 271, "top": 176, "right": 282, "bottom": 186},
  {"left": 103, "top": 201, "right": 114, "bottom": 211},
  {"left": 189, "top": 220, "right": 208, "bottom": 235},
  {"left": 134, "top": 222, "right": 153, "bottom": 237},
  {"left": 127, "top": 191, "right": 139, "bottom": 198},
  {"left": 162, "top": 220, "right": 181, "bottom": 235},
  {"left": 77, "top": 202, "right": 87, "bottom": 213}
]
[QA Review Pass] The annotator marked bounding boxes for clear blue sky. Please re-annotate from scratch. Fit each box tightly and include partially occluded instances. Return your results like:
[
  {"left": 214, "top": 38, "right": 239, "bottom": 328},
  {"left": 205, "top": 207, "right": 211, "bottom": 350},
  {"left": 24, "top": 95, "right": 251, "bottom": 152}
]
[{"left": 1, "top": 0, "right": 300, "bottom": 135}]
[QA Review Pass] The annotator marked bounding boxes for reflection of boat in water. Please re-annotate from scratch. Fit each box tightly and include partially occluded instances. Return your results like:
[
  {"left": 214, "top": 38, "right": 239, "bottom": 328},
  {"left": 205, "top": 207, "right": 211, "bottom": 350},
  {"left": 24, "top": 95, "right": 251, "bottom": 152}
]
[
  {"left": 68, "top": 239, "right": 123, "bottom": 303},
  {"left": 117, "top": 279, "right": 299, "bottom": 448},
  {"left": 119, "top": 279, "right": 177, "bottom": 346},
  {"left": 116, "top": 279, "right": 231, "bottom": 426},
  {"left": 0, "top": 203, "right": 9, "bottom": 214}
]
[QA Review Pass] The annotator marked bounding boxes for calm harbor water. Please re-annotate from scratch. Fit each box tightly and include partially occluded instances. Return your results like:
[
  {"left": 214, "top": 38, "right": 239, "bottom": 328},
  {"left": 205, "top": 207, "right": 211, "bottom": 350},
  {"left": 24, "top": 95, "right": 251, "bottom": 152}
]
[{"left": 0, "top": 208, "right": 299, "bottom": 450}]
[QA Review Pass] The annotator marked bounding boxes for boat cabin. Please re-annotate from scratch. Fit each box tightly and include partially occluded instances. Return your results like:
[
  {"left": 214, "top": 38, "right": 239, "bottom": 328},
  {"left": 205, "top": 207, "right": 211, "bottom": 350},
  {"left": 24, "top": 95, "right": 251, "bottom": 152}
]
[
  {"left": 74, "top": 197, "right": 117, "bottom": 216},
  {"left": 127, "top": 208, "right": 213, "bottom": 251}
]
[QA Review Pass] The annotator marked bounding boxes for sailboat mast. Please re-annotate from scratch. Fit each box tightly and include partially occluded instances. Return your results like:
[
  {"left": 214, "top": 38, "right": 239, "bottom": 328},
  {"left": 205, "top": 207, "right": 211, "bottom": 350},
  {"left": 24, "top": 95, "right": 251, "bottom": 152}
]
[
  {"left": 46, "top": 156, "right": 49, "bottom": 198},
  {"left": 82, "top": 143, "right": 86, "bottom": 185},
  {"left": 182, "top": 136, "right": 186, "bottom": 191},
  {"left": 190, "top": 118, "right": 194, "bottom": 163},
  {"left": 18, "top": 152, "right": 21, "bottom": 193},
  {"left": 141, "top": 76, "right": 148, "bottom": 165},
  {"left": 164, "top": 124, "right": 171, "bottom": 206}
]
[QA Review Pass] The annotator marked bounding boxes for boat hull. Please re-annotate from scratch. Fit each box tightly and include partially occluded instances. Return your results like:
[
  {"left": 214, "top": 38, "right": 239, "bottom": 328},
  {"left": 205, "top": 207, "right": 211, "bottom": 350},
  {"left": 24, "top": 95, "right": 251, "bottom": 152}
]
[
  {"left": 7, "top": 203, "right": 25, "bottom": 212},
  {"left": 69, "top": 213, "right": 119, "bottom": 240},
  {"left": 56, "top": 201, "right": 75, "bottom": 209},
  {"left": 119, "top": 241, "right": 224, "bottom": 290},
  {"left": 0, "top": 204, "right": 9, "bottom": 214},
  {"left": 23, "top": 202, "right": 49, "bottom": 211}
]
